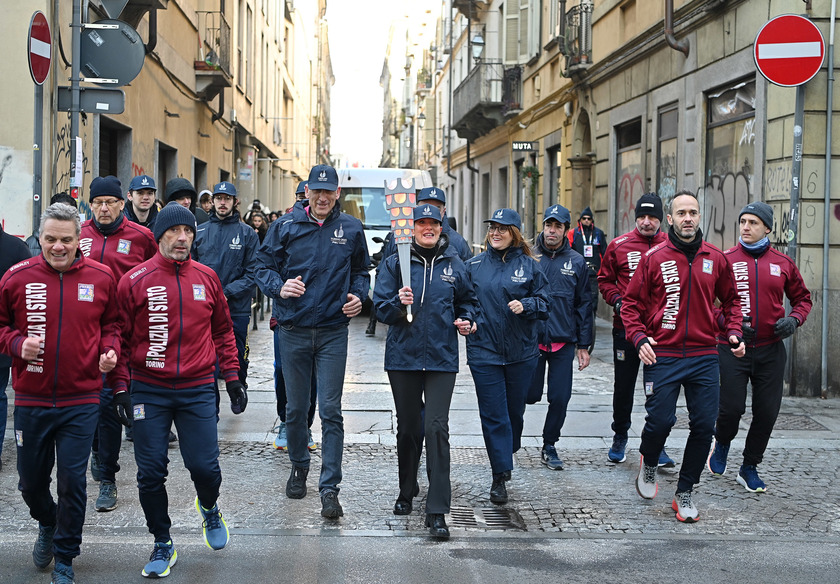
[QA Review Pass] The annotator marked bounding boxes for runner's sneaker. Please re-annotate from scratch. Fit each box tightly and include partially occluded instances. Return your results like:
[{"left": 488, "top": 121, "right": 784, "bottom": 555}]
[
  {"left": 707, "top": 439, "right": 730, "bottom": 475},
  {"left": 608, "top": 434, "right": 628, "bottom": 463},
  {"left": 90, "top": 450, "right": 102, "bottom": 482},
  {"left": 307, "top": 429, "right": 318, "bottom": 452},
  {"left": 33, "top": 523, "right": 55, "bottom": 569},
  {"left": 635, "top": 455, "right": 658, "bottom": 499},
  {"left": 286, "top": 465, "right": 308, "bottom": 499},
  {"left": 50, "top": 561, "right": 75, "bottom": 584},
  {"left": 540, "top": 444, "right": 564, "bottom": 470},
  {"left": 142, "top": 540, "right": 177, "bottom": 578},
  {"left": 195, "top": 497, "right": 230, "bottom": 550},
  {"left": 320, "top": 491, "right": 344, "bottom": 519},
  {"left": 671, "top": 490, "right": 699, "bottom": 523},
  {"left": 736, "top": 464, "right": 767, "bottom": 493},
  {"left": 658, "top": 448, "right": 676, "bottom": 468},
  {"left": 273, "top": 422, "right": 288, "bottom": 451},
  {"left": 95, "top": 481, "right": 118, "bottom": 512}
]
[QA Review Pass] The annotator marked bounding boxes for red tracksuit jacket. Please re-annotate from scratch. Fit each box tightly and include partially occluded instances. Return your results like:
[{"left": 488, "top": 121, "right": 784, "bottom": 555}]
[
  {"left": 80, "top": 217, "right": 158, "bottom": 279},
  {"left": 598, "top": 228, "right": 666, "bottom": 328},
  {"left": 621, "top": 237, "right": 741, "bottom": 358},
  {"left": 720, "top": 243, "right": 812, "bottom": 347},
  {"left": 0, "top": 253, "right": 122, "bottom": 406},
  {"left": 116, "top": 253, "right": 239, "bottom": 389}
]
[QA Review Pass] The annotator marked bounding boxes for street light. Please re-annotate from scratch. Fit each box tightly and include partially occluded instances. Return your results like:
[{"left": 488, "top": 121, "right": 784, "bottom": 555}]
[
  {"left": 418, "top": 112, "right": 426, "bottom": 129},
  {"left": 472, "top": 34, "right": 485, "bottom": 63}
]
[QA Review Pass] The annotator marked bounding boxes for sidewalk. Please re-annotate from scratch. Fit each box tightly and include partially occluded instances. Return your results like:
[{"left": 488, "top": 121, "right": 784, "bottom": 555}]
[{"left": 1, "top": 316, "right": 838, "bottom": 541}]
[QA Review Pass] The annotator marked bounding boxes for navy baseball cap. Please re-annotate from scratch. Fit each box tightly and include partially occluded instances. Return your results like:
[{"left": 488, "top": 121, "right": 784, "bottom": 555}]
[
  {"left": 129, "top": 175, "right": 156, "bottom": 191},
  {"left": 484, "top": 208, "right": 522, "bottom": 230},
  {"left": 295, "top": 181, "right": 307, "bottom": 195},
  {"left": 213, "top": 181, "right": 237, "bottom": 197},
  {"left": 307, "top": 164, "right": 339, "bottom": 191},
  {"left": 413, "top": 204, "right": 443, "bottom": 223},
  {"left": 418, "top": 187, "right": 446, "bottom": 205},
  {"left": 543, "top": 204, "right": 571, "bottom": 224}
]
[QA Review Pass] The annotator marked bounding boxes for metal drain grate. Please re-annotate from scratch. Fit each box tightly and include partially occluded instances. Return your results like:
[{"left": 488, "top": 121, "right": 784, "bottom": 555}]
[
  {"left": 674, "top": 413, "right": 828, "bottom": 431},
  {"left": 448, "top": 506, "right": 526, "bottom": 530},
  {"left": 449, "top": 448, "right": 490, "bottom": 464}
]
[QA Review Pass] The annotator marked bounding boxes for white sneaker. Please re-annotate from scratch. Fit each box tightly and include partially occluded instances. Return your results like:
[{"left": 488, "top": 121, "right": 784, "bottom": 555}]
[
  {"left": 635, "top": 455, "right": 658, "bottom": 499},
  {"left": 672, "top": 490, "right": 699, "bottom": 523}
]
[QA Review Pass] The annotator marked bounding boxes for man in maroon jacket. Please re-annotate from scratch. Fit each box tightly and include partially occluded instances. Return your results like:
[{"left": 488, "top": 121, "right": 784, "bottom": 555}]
[
  {"left": 114, "top": 202, "right": 246, "bottom": 578},
  {"left": 707, "top": 201, "right": 812, "bottom": 493},
  {"left": 0, "top": 203, "right": 121, "bottom": 584},
  {"left": 621, "top": 190, "right": 744, "bottom": 523},
  {"left": 598, "top": 193, "right": 673, "bottom": 467},
  {"left": 80, "top": 175, "right": 158, "bottom": 512}
]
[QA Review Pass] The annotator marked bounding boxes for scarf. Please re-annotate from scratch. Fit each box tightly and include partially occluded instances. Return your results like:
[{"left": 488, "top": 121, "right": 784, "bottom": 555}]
[
  {"left": 668, "top": 225, "right": 703, "bottom": 262},
  {"left": 93, "top": 212, "right": 124, "bottom": 236},
  {"left": 739, "top": 236, "right": 770, "bottom": 256}
]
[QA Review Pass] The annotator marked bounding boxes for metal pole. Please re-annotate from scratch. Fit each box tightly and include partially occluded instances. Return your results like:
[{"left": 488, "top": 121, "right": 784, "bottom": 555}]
[
  {"left": 33, "top": 84, "right": 44, "bottom": 233},
  {"left": 69, "top": 0, "right": 82, "bottom": 195},
  {"left": 786, "top": 85, "right": 805, "bottom": 260},
  {"left": 822, "top": 0, "right": 836, "bottom": 398}
]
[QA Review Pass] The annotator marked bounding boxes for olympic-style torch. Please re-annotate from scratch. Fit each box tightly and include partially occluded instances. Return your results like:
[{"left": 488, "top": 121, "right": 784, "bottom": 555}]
[{"left": 384, "top": 178, "right": 416, "bottom": 322}]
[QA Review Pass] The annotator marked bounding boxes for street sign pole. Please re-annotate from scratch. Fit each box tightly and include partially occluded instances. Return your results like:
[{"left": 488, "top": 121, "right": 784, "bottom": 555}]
[
  {"left": 33, "top": 83, "right": 43, "bottom": 233},
  {"left": 70, "top": 0, "right": 82, "bottom": 198},
  {"left": 787, "top": 85, "right": 805, "bottom": 260},
  {"left": 28, "top": 10, "right": 51, "bottom": 234}
]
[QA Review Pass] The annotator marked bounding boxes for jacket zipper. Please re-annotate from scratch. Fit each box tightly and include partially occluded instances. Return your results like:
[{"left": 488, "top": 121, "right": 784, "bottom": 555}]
[
  {"left": 681, "top": 258, "right": 694, "bottom": 357},
  {"left": 175, "top": 263, "right": 183, "bottom": 380},
  {"left": 53, "top": 272, "right": 64, "bottom": 405}
]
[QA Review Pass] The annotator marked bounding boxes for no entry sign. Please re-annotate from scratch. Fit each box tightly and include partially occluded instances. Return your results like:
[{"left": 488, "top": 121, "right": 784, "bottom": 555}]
[
  {"left": 754, "top": 14, "right": 825, "bottom": 87},
  {"left": 28, "top": 11, "right": 51, "bottom": 85}
]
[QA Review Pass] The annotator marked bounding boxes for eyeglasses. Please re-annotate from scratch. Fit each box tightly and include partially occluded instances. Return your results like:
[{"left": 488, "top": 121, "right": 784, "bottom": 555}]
[
  {"left": 91, "top": 199, "right": 122, "bottom": 208},
  {"left": 213, "top": 194, "right": 234, "bottom": 202},
  {"left": 580, "top": 216, "right": 593, "bottom": 222},
  {"left": 487, "top": 225, "right": 510, "bottom": 234}
]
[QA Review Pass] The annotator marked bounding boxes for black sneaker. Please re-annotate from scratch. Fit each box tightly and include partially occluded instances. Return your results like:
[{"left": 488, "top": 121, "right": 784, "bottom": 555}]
[
  {"left": 489, "top": 473, "right": 508, "bottom": 505},
  {"left": 90, "top": 450, "right": 102, "bottom": 482},
  {"left": 286, "top": 466, "right": 308, "bottom": 499},
  {"left": 95, "top": 481, "right": 118, "bottom": 512},
  {"left": 320, "top": 491, "right": 344, "bottom": 518},
  {"left": 50, "top": 561, "right": 75, "bottom": 584},
  {"left": 33, "top": 523, "right": 55, "bottom": 569}
]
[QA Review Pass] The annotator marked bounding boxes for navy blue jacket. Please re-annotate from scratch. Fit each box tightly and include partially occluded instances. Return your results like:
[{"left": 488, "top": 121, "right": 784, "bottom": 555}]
[
  {"left": 465, "top": 246, "right": 550, "bottom": 365},
  {"left": 374, "top": 237, "right": 477, "bottom": 372},
  {"left": 192, "top": 212, "right": 259, "bottom": 316},
  {"left": 377, "top": 221, "right": 472, "bottom": 274},
  {"left": 535, "top": 233, "right": 593, "bottom": 348},
  {"left": 256, "top": 201, "right": 370, "bottom": 328}
]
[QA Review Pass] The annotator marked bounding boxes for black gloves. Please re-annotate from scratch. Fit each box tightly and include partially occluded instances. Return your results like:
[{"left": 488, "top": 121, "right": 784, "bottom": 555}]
[
  {"left": 613, "top": 298, "right": 622, "bottom": 315},
  {"left": 226, "top": 380, "right": 248, "bottom": 414},
  {"left": 112, "top": 391, "right": 133, "bottom": 427},
  {"left": 774, "top": 316, "right": 799, "bottom": 339},
  {"left": 741, "top": 322, "right": 756, "bottom": 343}
]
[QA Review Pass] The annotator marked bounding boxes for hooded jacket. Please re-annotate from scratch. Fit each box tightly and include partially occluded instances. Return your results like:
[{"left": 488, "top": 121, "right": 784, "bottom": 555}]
[
  {"left": 465, "top": 246, "right": 550, "bottom": 365},
  {"left": 193, "top": 211, "right": 259, "bottom": 316},
  {"left": 534, "top": 233, "right": 593, "bottom": 348},
  {"left": 718, "top": 242, "right": 811, "bottom": 347},
  {"left": 80, "top": 215, "right": 158, "bottom": 279},
  {"left": 115, "top": 253, "right": 239, "bottom": 389},
  {"left": 124, "top": 201, "right": 159, "bottom": 231},
  {"left": 621, "top": 236, "right": 741, "bottom": 358},
  {"left": 256, "top": 200, "right": 370, "bottom": 328},
  {"left": 569, "top": 206, "right": 608, "bottom": 273},
  {"left": 373, "top": 236, "right": 478, "bottom": 372},
  {"left": 0, "top": 253, "right": 122, "bottom": 406},
  {"left": 598, "top": 227, "right": 667, "bottom": 328}
]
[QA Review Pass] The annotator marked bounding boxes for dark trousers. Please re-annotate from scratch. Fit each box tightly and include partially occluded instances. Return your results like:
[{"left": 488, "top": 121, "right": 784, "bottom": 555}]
[
  {"left": 611, "top": 327, "right": 642, "bottom": 436},
  {"left": 231, "top": 314, "right": 250, "bottom": 386},
  {"left": 716, "top": 342, "right": 786, "bottom": 467},
  {"left": 96, "top": 384, "right": 123, "bottom": 483},
  {"left": 273, "top": 327, "right": 317, "bottom": 425},
  {"left": 527, "top": 344, "right": 575, "bottom": 445},
  {"left": 131, "top": 381, "right": 221, "bottom": 543},
  {"left": 640, "top": 355, "right": 719, "bottom": 493},
  {"left": 469, "top": 358, "right": 538, "bottom": 475},
  {"left": 587, "top": 271, "right": 599, "bottom": 348},
  {"left": 388, "top": 370, "right": 455, "bottom": 515},
  {"left": 0, "top": 364, "right": 9, "bottom": 458},
  {"left": 15, "top": 403, "right": 98, "bottom": 564}
]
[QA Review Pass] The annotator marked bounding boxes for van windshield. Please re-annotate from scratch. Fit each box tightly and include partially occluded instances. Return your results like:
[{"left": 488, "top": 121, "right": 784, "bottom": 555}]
[{"left": 340, "top": 187, "right": 392, "bottom": 229}]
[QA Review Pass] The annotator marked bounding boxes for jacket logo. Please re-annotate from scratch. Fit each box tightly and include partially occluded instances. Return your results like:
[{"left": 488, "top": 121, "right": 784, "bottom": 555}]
[
  {"left": 193, "top": 284, "right": 206, "bottom": 301},
  {"left": 443, "top": 264, "right": 453, "bottom": 276},
  {"left": 232, "top": 234, "right": 240, "bottom": 245},
  {"left": 79, "top": 237, "right": 93, "bottom": 257},
  {"left": 334, "top": 225, "right": 344, "bottom": 238},
  {"left": 515, "top": 266, "right": 524, "bottom": 278},
  {"left": 78, "top": 284, "right": 94, "bottom": 302},
  {"left": 512, "top": 265, "right": 527, "bottom": 283},
  {"left": 563, "top": 259, "right": 572, "bottom": 270},
  {"left": 770, "top": 263, "right": 781, "bottom": 277},
  {"left": 702, "top": 259, "right": 714, "bottom": 274},
  {"left": 117, "top": 239, "right": 131, "bottom": 255}
]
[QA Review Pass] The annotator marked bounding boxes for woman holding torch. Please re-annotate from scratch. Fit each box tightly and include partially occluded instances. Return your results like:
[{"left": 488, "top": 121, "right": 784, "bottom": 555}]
[{"left": 373, "top": 204, "right": 477, "bottom": 539}]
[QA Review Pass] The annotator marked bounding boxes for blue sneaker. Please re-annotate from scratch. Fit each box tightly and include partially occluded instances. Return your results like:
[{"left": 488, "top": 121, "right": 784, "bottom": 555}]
[
  {"left": 33, "top": 523, "right": 55, "bottom": 569},
  {"left": 707, "top": 439, "right": 730, "bottom": 475},
  {"left": 273, "top": 422, "right": 287, "bottom": 451},
  {"left": 658, "top": 448, "right": 676, "bottom": 468},
  {"left": 608, "top": 434, "right": 628, "bottom": 463},
  {"left": 736, "top": 464, "right": 767, "bottom": 493},
  {"left": 195, "top": 497, "right": 230, "bottom": 550},
  {"left": 307, "top": 429, "right": 318, "bottom": 452},
  {"left": 142, "top": 540, "right": 177, "bottom": 578},
  {"left": 50, "top": 561, "right": 75, "bottom": 584},
  {"left": 541, "top": 444, "right": 564, "bottom": 470}
]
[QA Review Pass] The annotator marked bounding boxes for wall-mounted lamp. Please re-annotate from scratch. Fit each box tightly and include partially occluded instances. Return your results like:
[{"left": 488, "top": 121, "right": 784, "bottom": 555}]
[
  {"left": 417, "top": 113, "right": 426, "bottom": 129},
  {"left": 471, "top": 34, "right": 485, "bottom": 63}
]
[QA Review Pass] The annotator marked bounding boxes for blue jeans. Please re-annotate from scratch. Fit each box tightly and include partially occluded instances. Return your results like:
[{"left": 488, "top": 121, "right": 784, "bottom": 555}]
[
  {"left": 131, "top": 381, "right": 221, "bottom": 543},
  {"left": 279, "top": 324, "right": 348, "bottom": 493},
  {"left": 273, "top": 327, "right": 317, "bottom": 425},
  {"left": 527, "top": 344, "right": 575, "bottom": 445},
  {"left": 15, "top": 403, "right": 98, "bottom": 564},
  {"left": 469, "top": 358, "right": 537, "bottom": 475},
  {"left": 0, "top": 365, "right": 9, "bottom": 458},
  {"left": 640, "top": 355, "right": 719, "bottom": 493}
]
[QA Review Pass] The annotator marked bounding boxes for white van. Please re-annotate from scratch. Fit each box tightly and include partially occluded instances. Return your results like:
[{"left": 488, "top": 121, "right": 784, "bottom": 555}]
[{"left": 338, "top": 168, "right": 433, "bottom": 299}]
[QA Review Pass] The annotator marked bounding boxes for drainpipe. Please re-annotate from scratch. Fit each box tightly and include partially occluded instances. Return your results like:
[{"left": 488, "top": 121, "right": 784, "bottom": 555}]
[
  {"left": 212, "top": 87, "right": 225, "bottom": 123},
  {"left": 466, "top": 141, "right": 479, "bottom": 173},
  {"left": 822, "top": 0, "right": 836, "bottom": 398},
  {"left": 446, "top": 2, "right": 456, "bottom": 181},
  {"left": 144, "top": 7, "right": 157, "bottom": 54},
  {"left": 664, "top": 0, "right": 689, "bottom": 56}
]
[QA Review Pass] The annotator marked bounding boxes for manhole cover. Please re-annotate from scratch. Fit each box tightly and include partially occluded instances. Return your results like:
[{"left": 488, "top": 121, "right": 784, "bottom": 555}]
[
  {"left": 450, "top": 448, "right": 490, "bottom": 464},
  {"left": 448, "top": 506, "right": 526, "bottom": 530},
  {"left": 674, "top": 413, "right": 827, "bottom": 431}
]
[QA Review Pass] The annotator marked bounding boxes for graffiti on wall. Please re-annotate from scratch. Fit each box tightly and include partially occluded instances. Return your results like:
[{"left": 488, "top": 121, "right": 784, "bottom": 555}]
[
  {"left": 132, "top": 162, "right": 146, "bottom": 177},
  {"left": 616, "top": 171, "right": 645, "bottom": 236},
  {"left": 701, "top": 171, "right": 752, "bottom": 251},
  {"left": 53, "top": 116, "right": 91, "bottom": 195}
]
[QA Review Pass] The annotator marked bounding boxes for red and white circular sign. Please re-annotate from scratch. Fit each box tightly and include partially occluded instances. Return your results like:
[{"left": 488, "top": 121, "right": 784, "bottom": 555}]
[
  {"left": 28, "top": 11, "right": 52, "bottom": 85},
  {"left": 754, "top": 14, "right": 825, "bottom": 87}
]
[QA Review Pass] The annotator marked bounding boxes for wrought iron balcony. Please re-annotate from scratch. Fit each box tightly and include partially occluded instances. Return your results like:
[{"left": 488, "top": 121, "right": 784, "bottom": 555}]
[
  {"left": 452, "top": 0, "right": 489, "bottom": 19},
  {"left": 452, "top": 62, "right": 506, "bottom": 142},
  {"left": 561, "top": 1, "right": 593, "bottom": 74},
  {"left": 194, "top": 11, "right": 232, "bottom": 101}
]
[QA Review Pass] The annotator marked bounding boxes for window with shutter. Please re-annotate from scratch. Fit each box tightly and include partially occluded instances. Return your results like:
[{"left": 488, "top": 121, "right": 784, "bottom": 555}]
[{"left": 504, "top": 0, "right": 520, "bottom": 64}]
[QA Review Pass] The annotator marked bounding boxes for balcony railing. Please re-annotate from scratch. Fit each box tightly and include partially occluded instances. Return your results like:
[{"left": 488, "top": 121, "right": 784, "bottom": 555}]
[
  {"left": 562, "top": 1, "right": 593, "bottom": 73},
  {"left": 502, "top": 65, "right": 522, "bottom": 116},
  {"left": 194, "top": 11, "right": 232, "bottom": 100},
  {"left": 452, "top": 62, "right": 505, "bottom": 141}
]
